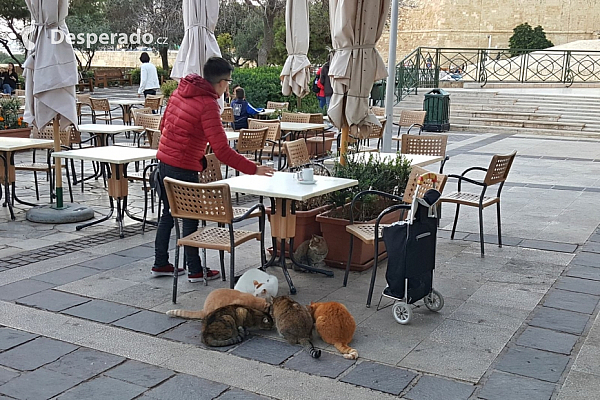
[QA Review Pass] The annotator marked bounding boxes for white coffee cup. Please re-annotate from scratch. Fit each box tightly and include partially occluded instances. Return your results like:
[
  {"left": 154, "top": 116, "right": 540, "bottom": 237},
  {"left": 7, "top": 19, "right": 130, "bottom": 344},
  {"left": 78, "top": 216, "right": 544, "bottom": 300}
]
[{"left": 296, "top": 167, "right": 314, "bottom": 182}]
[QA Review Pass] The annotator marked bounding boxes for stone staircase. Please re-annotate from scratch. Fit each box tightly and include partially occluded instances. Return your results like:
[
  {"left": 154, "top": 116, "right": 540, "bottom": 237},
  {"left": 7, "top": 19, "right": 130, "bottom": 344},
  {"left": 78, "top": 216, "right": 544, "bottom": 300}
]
[{"left": 394, "top": 89, "right": 600, "bottom": 138}]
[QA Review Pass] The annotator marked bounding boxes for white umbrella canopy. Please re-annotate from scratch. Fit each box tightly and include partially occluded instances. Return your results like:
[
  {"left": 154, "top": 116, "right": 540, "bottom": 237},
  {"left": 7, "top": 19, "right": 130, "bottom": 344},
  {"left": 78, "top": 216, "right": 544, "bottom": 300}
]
[
  {"left": 23, "top": 0, "right": 78, "bottom": 130},
  {"left": 280, "top": 0, "right": 311, "bottom": 98},
  {"left": 171, "top": 0, "right": 222, "bottom": 80},
  {"left": 327, "top": 0, "right": 390, "bottom": 139}
]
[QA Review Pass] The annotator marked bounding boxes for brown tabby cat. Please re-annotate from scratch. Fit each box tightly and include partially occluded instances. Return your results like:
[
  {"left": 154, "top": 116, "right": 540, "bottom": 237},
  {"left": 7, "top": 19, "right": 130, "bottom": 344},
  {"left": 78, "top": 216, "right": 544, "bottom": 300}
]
[
  {"left": 293, "top": 235, "right": 328, "bottom": 270},
  {"left": 271, "top": 296, "right": 321, "bottom": 358},
  {"left": 202, "top": 305, "right": 274, "bottom": 347},
  {"left": 166, "top": 288, "right": 269, "bottom": 320},
  {"left": 307, "top": 301, "right": 358, "bottom": 360}
]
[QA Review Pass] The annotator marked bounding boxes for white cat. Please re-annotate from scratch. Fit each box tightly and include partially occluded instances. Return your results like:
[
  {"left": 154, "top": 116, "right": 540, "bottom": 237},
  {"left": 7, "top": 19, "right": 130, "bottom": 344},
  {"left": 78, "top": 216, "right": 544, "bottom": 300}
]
[{"left": 234, "top": 268, "right": 278, "bottom": 299}]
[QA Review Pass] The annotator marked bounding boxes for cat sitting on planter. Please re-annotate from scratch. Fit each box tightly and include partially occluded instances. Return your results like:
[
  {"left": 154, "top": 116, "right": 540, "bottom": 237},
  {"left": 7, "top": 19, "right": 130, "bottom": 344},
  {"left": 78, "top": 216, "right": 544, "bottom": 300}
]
[{"left": 293, "top": 235, "right": 328, "bottom": 270}]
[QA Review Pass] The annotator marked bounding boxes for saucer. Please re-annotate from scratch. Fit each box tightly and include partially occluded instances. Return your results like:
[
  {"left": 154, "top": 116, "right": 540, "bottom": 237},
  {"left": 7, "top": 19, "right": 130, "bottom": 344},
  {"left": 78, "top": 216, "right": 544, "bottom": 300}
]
[{"left": 297, "top": 179, "right": 316, "bottom": 185}]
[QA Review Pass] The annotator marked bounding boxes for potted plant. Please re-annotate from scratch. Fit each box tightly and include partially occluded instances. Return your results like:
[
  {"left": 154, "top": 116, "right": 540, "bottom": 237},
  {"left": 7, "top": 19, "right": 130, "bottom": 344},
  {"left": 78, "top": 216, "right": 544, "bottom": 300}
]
[
  {"left": 0, "top": 98, "right": 31, "bottom": 138},
  {"left": 316, "top": 152, "right": 412, "bottom": 271}
]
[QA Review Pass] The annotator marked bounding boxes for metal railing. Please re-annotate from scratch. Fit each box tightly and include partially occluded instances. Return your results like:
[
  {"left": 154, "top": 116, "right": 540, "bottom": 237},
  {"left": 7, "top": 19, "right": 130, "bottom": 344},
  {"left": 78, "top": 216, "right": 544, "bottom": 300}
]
[{"left": 387, "top": 47, "right": 600, "bottom": 103}]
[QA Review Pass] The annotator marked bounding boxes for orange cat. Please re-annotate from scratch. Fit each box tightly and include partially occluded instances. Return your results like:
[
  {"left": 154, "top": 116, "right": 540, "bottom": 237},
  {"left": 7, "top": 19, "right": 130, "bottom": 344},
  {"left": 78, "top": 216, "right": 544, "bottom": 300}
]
[
  {"left": 306, "top": 301, "right": 358, "bottom": 360},
  {"left": 166, "top": 288, "right": 270, "bottom": 320}
]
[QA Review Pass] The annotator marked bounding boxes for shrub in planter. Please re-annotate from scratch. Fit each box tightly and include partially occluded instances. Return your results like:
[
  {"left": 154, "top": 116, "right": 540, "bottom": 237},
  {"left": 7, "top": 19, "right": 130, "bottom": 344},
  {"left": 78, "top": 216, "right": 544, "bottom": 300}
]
[
  {"left": 160, "top": 80, "right": 178, "bottom": 100},
  {"left": 0, "top": 98, "right": 30, "bottom": 137}
]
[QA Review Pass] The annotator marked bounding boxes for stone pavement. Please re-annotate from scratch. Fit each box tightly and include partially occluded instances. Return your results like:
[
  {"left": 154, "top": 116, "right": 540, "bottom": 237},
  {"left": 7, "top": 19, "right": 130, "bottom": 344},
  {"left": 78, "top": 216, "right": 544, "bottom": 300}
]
[{"left": 0, "top": 86, "right": 599, "bottom": 399}]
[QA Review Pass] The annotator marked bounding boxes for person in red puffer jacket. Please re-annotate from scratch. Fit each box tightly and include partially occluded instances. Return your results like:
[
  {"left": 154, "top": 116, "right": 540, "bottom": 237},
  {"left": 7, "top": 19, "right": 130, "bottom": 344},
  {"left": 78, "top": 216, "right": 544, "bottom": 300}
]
[{"left": 152, "top": 57, "right": 275, "bottom": 283}]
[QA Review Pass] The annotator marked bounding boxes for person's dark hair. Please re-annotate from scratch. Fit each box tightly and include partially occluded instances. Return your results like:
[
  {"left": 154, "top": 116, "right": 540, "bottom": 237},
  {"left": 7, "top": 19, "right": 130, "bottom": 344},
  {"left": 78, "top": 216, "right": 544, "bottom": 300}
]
[
  {"left": 7, "top": 63, "right": 14, "bottom": 72},
  {"left": 235, "top": 87, "right": 245, "bottom": 100},
  {"left": 139, "top": 52, "right": 150, "bottom": 63},
  {"left": 203, "top": 57, "right": 234, "bottom": 84}
]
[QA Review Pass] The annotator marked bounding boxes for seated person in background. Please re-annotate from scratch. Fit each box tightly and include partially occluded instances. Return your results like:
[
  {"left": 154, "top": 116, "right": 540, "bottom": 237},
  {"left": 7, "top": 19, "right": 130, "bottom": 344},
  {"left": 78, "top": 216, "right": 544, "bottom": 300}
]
[
  {"left": 230, "top": 87, "right": 262, "bottom": 130},
  {"left": 2, "top": 63, "right": 18, "bottom": 95}
]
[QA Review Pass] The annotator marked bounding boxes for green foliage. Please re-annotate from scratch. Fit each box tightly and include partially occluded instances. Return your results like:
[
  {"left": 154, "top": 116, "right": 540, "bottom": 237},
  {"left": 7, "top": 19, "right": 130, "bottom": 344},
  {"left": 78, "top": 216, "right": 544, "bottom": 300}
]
[
  {"left": 509, "top": 23, "right": 554, "bottom": 57},
  {"left": 215, "top": 1, "right": 262, "bottom": 66},
  {"left": 0, "top": 98, "right": 27, "bottom": 130},
  {"left": 231, "top": 66, "right": 320, "bottom": 110},
  {"left": 0, "top": 52, "right": 24, "bottom": 64},
  {"left": 160, "top": 80, "right": 178, "bottom": 99}
]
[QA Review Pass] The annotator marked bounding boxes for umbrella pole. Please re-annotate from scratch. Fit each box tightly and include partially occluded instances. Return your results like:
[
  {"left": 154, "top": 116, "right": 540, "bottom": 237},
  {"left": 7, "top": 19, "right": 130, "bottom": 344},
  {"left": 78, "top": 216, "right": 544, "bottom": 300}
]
[
  {"left": 53, "top": 115, "right": 63, "bottom": 209},
  {"left": 339, "top": 126, "right": 349, "bottom": 166}
]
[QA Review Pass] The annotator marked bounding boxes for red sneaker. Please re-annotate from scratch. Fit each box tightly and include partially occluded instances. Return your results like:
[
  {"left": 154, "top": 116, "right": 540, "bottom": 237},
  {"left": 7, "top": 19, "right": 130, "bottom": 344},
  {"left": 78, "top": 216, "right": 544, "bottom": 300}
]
[
  {"left": 188, "top": 270, "right": 221, "bottom": 283},
  {"left": 151, "top": 264, "right": 185, "bottom": 277}
]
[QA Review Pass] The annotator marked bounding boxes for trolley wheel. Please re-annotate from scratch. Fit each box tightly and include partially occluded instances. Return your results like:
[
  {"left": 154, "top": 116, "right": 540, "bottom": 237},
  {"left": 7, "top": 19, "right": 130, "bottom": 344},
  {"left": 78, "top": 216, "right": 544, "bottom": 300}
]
[
  {"left": 424, "top": 289, "right": 444, "bottom": 312},
  {"left": 392, "top": 302, "right": 412, "bottom": 324}
]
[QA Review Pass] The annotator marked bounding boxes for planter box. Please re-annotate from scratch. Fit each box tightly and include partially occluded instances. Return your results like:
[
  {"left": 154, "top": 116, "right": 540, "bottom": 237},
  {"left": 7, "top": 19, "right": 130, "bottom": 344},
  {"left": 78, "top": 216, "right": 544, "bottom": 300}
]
[
  {"left": 316, "top": 204, "right": 401, "bottom": 272},
  {"left": 0, "top": 127, "right": 32, "bottom": 138},
  {"left": 267, "top": 204, "right": 331, "bottom": 255},
  {"left": 306, "top": 137, "right": 335, "bottom": 158}
]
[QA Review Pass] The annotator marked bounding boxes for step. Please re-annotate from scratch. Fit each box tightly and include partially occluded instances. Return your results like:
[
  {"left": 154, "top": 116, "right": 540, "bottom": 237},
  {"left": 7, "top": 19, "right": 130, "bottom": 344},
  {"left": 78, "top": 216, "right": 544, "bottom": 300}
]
[
  {"left": 452, "top": 110, "right": 559, "bottom": 121},
  {"left": 450, "top": 123, "right": 600, "bottom": 138},
  {"left": 456, "top": 117, "right": 586, "bottom": 131}
]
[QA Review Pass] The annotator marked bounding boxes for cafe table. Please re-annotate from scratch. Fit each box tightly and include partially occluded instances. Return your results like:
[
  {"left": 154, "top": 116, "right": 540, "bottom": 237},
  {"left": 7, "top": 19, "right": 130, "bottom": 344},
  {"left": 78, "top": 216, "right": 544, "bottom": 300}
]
[
  {"left": 77, "top": 124, "right": 144, "bottom": 147},
  {"left": 53, "top": 146, "right": 157, "bottom": 238},
  {"left": 0, "top": 138, "right": 54, "bottom": 220},
  {"left": 109, "top": 98, "right": 145, "bottom": 125},
  {"left": 220, "top": 171, "right": 358, "bottom": 294}
]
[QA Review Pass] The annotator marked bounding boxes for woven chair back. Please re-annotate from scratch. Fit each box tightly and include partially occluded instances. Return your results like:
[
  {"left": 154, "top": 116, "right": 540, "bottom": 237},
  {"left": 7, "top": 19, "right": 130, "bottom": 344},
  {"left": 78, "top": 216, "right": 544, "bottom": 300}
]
[
  {"left": 199, "top": 154, "right": 223, "bottom": 183},
  {"left": 399, "top": 110, "right": 426, "bottom": 127},
  {"left": 131, "top": 107, "right": 152, "bottom": 123},
  {"left": 306, "top": 113, "right": 324, "bottom": 124},
  {"left": 248, "top": 119, "right": 281, "bottom": 141},
  {"left": 368, "top": 119, "right": 386, "bottom": 139},
  {"left": 89, "top": 98, "right": 111, "bottom": 112},
  {"left": 281, "top": 112, "right": 310, "bottom": 124},
  {"left": 266, "top": 101, "right": 289, "bottom": 110},
  {"left": 402, "top": 166, "right": 447, "bottom": 203},
  {"left": 14, "top": 89, "right": 25, "bottom": 97},
  {"left": 163, "top": 178, "right": 233, "bottom": 223},
  {"left": 35, "top": 123, "right": 73, "bottom": 146},
  {"left": 77, "top": 93, "right": 91, "bottom": 106},
  {"left": 484, "top": 151, "right": 516, "bottom": 186},
  {"left": 284, "top": 139, "right": 310, "bottom": 168},
  {"left": 400, "top": 134, "right": 447, "bottom": 157},
  {"left": 221, "top": 107, "right": 234, "bottom": 123},
  {"left": 237, "top": 127, "right": 268, "bottom": 153},
  {"left": 136, "top": 113, "right": 162, "bottom": 131},
  {"left": 144, "top": 96, "right": 162, "bottom": 111},
  {"left": 371, "top": 106, "right": 386, "bottom": 116}
]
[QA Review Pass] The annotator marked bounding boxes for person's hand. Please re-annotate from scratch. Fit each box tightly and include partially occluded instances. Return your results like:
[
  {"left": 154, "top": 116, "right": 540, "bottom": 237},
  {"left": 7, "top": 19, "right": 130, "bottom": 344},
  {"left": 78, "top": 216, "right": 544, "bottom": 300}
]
[
  {"left": 137, "top": 94, "right": 141, "bottom": 98},
  {"left": 255, "top": 165, "right": 275, "bottom": 177}
]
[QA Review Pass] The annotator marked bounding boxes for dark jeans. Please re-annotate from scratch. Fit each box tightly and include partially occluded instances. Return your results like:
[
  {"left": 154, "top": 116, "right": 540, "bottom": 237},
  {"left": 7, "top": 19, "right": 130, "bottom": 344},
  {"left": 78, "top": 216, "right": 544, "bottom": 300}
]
[
  {"left": 154, "top": 162, "right": 201, "bottom": 274},
  {"left": 144, "top": 89, "right": 157, "bottom": 114},
  {"left": 317, "top": 96, "right": 326, "bottom": 109}
]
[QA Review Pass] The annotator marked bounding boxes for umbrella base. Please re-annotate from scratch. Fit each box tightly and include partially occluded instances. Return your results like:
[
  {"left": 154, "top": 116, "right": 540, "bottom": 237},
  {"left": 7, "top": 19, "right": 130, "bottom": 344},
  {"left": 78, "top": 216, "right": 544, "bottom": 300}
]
[{"left": 26, "top": 203, "right": 95, "bottom": 224}]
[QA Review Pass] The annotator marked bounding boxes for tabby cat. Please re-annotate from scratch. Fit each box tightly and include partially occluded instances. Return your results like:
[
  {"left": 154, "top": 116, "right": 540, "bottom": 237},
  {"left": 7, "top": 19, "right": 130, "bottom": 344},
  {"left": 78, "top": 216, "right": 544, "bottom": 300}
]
[
  {"left": 166, "top": 288, "right": 270, "bottom": 320},
  {"left": 307, "top": 301, "right": 358, "bottom": 360},
  {"left": 293, "top": 235, "right": 328, "bottom": 270},
  {"left": 202, "top": 305, "right": 274, "bottom": 347},
  {"left": 271, "top": 296, "right": 321, "bottom": 358}
]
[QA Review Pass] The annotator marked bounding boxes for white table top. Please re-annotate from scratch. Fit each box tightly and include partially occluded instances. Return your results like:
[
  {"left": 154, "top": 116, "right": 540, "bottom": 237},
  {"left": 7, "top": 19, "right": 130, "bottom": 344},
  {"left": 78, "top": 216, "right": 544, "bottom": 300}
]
[
  {"left": 258, "top": 108, "right": 275, "bottom": 115},
  {"left": 77, "top": 124, "right": 144, "bottom": 134},
  {"left": 109, "top": 99, "right": 145, "bottom": 106},
  {"left": 52, "top": 146, "right": 157, "bottom": 164},
  {"left": 323, "top": 152, "right": 443, "bottom": 167},
  {"left": 220, "top": 171, "right": 358, "bottom": 202},
  {"left": 224, "top": 130, "right": 240, "bottom": 141},
  {"left": 0, "top": 138, "right": 53, "bottom": 152},
  {"left": 280, "top": 122, "right": 326, "bottom": 132}
]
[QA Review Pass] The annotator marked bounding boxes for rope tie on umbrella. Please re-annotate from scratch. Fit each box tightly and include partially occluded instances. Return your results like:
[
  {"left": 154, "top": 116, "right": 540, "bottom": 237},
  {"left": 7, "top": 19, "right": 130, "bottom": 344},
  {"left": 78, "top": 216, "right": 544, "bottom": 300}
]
[
  {"left": 335, "top": 44, "right": 375, "bottom": 51},
  {"left": 187, "top": 23, "right": 212, "bottom": 34}
]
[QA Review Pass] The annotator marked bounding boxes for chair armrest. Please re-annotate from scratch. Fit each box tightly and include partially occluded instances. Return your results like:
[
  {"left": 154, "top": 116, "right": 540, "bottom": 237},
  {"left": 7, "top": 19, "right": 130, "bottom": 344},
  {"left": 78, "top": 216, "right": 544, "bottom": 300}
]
[
  {"left": 349, "top": 190, "right": 403, "bottom": 224},
  {"left": 142, "top": 162, "right": 159, "bottom": 189},
  {"left": 375, "top": 203, "right": 412, "bottom": 226},
  {"left": 460, "top": 166, "right": 487, "bottom": 176},
  {"left": 232, "top": 202, "right": 265, "bottom": 223},
  {"left": 309, "top": 161, "right": 331, "bottom": 176},
  {"left": 407, "top": 123, "right": 423, "bottom": 135},
  {"left": 447, "top": 174, "right": 486, "bottom": 187}
]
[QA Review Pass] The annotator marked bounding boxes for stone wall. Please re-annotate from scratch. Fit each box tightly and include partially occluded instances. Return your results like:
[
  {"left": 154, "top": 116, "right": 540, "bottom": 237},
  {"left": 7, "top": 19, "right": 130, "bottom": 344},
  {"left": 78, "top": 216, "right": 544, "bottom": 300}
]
[
  {"left": 77, "top": 50, "right": 178, "bottom": 68},
  {"left": 377, "top": 0, "right": 600, "bottom": 62}
]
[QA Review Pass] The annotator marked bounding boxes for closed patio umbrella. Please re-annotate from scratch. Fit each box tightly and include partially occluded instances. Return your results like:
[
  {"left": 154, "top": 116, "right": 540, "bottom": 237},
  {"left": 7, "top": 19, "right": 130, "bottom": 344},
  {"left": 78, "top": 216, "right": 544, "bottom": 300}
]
[
  {"left": 280, "top": 0, "right": 311, "bottom": 97},
  {"left": 23, "top": 0, "right": 78, "bottom": 210},
  {"left": 327, "top": 0, "right": 390, "bottom": 147}
]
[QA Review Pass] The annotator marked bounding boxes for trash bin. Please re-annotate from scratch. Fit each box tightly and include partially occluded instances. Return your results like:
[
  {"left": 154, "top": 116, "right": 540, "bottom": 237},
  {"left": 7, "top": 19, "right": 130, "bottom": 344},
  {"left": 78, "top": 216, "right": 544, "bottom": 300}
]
[
  {"left": 423, "top": 88, "right": 450, "bottom": 132},
  {"left": 370, "top": 80, "right": 386, "bottom": 107}
]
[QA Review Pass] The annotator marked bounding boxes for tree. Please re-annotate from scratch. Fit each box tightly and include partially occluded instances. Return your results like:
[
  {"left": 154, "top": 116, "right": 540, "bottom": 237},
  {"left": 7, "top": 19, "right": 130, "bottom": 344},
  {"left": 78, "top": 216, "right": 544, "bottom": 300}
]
[
  {"left": 216, "top": 0, "right": 262, "bottom": 66},
  {"left": 0, "top": 0, "right": 30, "bottom": 67},
  {"left": 67, "top": 0, "right": 110, "bottom": 71},
  {"left": 509, "top": 23, "right": 554, "bottom": 57},
  {"left": 243, "top": 0, "right": 285, "bottom": 66}
]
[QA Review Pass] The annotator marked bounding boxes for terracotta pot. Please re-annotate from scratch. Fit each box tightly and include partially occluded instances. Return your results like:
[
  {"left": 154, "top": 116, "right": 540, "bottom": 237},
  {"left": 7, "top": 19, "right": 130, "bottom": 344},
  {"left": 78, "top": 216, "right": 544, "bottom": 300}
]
[
  {"left": 316, "top": 204, "right": 401, "bottom": 272},
  {"left": 267, "top": 204, "right": 331, "bottom": 254},
  {"left": 0, "top": 127, "right": 32, "bottom": 138}
]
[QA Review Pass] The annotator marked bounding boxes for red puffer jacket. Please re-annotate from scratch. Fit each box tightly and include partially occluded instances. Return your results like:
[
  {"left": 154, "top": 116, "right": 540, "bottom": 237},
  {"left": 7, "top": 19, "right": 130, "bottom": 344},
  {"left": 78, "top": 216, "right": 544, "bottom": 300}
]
[{"left": 157, "top": 74, "right": 257, "bottom": 175}]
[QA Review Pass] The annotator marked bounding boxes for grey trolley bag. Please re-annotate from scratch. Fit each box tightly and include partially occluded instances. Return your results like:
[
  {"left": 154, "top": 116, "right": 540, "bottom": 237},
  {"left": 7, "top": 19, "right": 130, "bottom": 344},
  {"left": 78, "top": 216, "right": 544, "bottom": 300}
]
[{"left": 377, "top": 183, "right": 444, "bottom": 324}]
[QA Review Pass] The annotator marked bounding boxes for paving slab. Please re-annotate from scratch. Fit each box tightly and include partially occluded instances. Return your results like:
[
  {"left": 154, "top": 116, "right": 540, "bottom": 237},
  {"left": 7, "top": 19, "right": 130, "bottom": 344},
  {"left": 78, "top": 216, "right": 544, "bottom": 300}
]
[
  {"left": 61, "top": 299, "right": 140, "bottom": 324},
  {"left": 542, "top": 289, "right": 600, "bottom": 314},
  {"left": 463, "top": 233, "right": 523, "bottom": 247},
  {"left": 554, "top": 276, "right": 600, "bottom": 296},
  {"left": 103, "top": 360, "right": 175, "bottom": 388},
  {"left": 404, "top": 375, "right": 474, "bottom": 400},
  {"left": 529, "top": 306, "right": 590, "bottom": 335},
  {"left": 114, "top": 245, "right": 154, "bottom": 259},
  {"left": 519, "top": 239, "right": 577, "bottom": 253},
  {"left": 0, "top": 279, "right": 55, "bottom": 301},
  {"left": 0, "top": 367, "right": 18, "bottom": 386},
  {"left": 340, "top": 361, "right": 416, "bottom": 395},
  {"left": 16, "top": 290, "right": 91, "bottom": 312},
  {"left": 557, "top": 370, "right": 600, "bottom": 400},
  {"left": 571, "top": 343, "right": 600, "bottom": 376},
  {"left": 30, "top": 265, "right": 100, "bottom": 286},
  {"left": 0, "top": 337, "right": 78, "bottom": 371},
  {"left": 231, "top": 337, "right": 300, "bottom": 365},
  {"left": 570, "top": 252, "right": 600, "bottom": 268},
  {"left": 144, "top": 374, "right": 229, "bottom": 400},
  {"left": 428, "top": 319, "right": 514, "bottom": 353},
  {"left": 216, "top": 388, "right": 271, "bottom": 400},
  {"left": 449, "top": 301, "right": 530, "bottom": 330},
  {"left": 515, "top": 326, "right": 578, "bottom": 355},
  {"left": 0, "top": 367, "right": 82, "bottom": 400},
  {"left": 77, "top": 254, "right": 140, "bottom": 270},
  {"left": 478, "top": 371, "right": 556, "bottom": 400},
  {"left": 581, "top": 241, "right": 600, "bottom": 254},
  {"left": 44, "top": 348, "right": 125, "bottom": 380},
  {"left": 283, "top": 349, "right": 355, "bottom": 378},
  {"left": 0, "top": 327, "right": 37, "bottom": 351},
  {"left": 55, "top": 375, "right": 147, "bottom": 400},
  {"left": 111, "top": 310, "right": 185, "bottom": 335},
  {"left": 495, "top": 346, "right": 570, "bottom": 383},
  {"left": 566, "top": 265, "right": 600, "bottom": 281}
]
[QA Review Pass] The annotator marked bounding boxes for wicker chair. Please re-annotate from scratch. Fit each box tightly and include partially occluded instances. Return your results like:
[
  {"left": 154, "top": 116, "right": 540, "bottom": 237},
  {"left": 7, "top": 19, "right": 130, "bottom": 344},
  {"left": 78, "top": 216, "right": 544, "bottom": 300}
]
[
  {"left": 221, "top": 106, "right": 234, "bottom": 130},
  {"left": 266, "top": 101, "right": 289, "bottom": 111},
  {"left": 400, "top": 134, "right": 449, "bottom": 173},
  {"left": 355, "top": 119, "right": 387, "bottom": 153},
  {"left": 144, "top": 95, "right": 163, "bottom": 113},
  {"left": 248, "top": 118, "right": 281, "bottom": 162},
  {"left": 371, "top": 106, "right": 386, "bottom": 117},
  {"left": 134, "top": 113, "right": 162, "bottom": 149},
  {"left": 391, "top": 110, "right": 426, "bottom": 143},
  {"left": 14, "top": 89, "right": 25, "bottom": 97},
  {"left": 89, "top": 98, "right": 123, "bottom": 124},
  {"left": 282, "top": 139, "right": 330, "bottom": 176},
  {"left": 131, "top": 107, "right": 153, "bottom": 124},
  {"left": 76, "top": 94, "right": 93, "bottom": 124},
  {"left": 440, "top": 151, "right": 516, "bottom": 257},
  {"left": 281, "top": 112, "right": 310, "bottom": 124},
  {"left": 344, "top": 166, "right": 447, "bottom": 307},
  {"left": 163, "top": 178, "right": 266, "bottom": 302}
]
